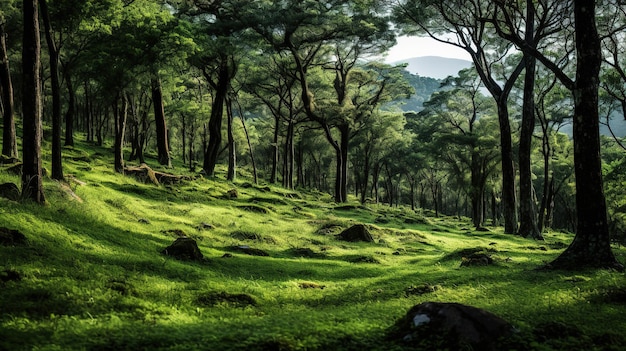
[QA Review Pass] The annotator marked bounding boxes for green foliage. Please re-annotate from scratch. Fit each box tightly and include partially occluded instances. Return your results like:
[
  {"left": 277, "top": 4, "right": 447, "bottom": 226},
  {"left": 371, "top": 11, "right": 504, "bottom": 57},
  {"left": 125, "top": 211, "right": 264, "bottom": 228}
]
[{"left": 1, "top": 140, "right": 625, "bottom": 350}]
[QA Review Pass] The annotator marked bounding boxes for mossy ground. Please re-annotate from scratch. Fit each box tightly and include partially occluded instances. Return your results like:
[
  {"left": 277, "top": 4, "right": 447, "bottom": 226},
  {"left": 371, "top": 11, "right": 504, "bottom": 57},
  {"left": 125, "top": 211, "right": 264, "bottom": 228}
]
[{"left": 1, "top": 138, "right": 625, "bottom": 350}]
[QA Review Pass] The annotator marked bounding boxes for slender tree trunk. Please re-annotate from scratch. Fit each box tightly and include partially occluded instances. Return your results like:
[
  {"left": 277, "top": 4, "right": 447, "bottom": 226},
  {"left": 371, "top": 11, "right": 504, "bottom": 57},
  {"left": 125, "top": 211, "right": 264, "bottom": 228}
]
[
  {"left": 40, "top": 0, "right": 63, "bottom": 180},
  {"left": 496, "top": 98, "right": 518, "bottom": 234},
  {"left": 226, "top": 97, "right": 236, "bottom": 182},
  {"left": 339, "top": 124, "right": 349, "bottom": 202},
  {"left": 517, "top": 4, "right": 542, "bottom": 239},
  {"left": 550, "top": 0, "right": 621, "bottom": 270},
  {"left": 518, "top": 54, "right": 542, "bottom": 239},
  {"left": 236, "top": 100, "right": 257, "bottom": 184},
  {"left": 270, "top": 116, "right": 279, "bottom": 184},
  {"left": 470, "top": 149, "right": 484, "bottom": 228},
  {"left": 114, "top": 93, "right": 128, "bottom": 174},
  {"left": 0, "top": 23, "right": 18, "bottom": 159},
  {"left": 21, "top": 0, "right": 45, "bottom": 203},
  {"left": 203, "top": 60, "right": 230, "bottom": 177},
  {"left": 152, "top": 76, "right": 171, "bottom": 167},
  {"left": 63, "top": 67, "right": 75, "bottom": 146}
]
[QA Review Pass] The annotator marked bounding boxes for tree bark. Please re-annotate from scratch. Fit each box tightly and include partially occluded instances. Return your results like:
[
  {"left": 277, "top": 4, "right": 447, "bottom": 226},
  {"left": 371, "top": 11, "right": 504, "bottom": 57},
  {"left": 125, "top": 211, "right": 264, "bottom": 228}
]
[
  {"left": 63, "top": 67, "right": 75, "bottom": 146},
  {"left": 550, "top": 0, "right": 622, "bottom": 270},
  {"left": 202, "top": 59, "right": 231, "bottom": 177},
  {"left": 496, "top": 97, "right": 518, "bottom": 234},
  {"left": 21, "top": 0, "right": 45, "bottom": 203},
  {"left": 517, "top": 3, "right": 543, "bottom": 240},
  {"left": 226, "top": 96, "right": 236, "bottom": 182},
  {"left": 0, "top": 22, "right": 18, "bottom": 159},
  {"left": 151, "top": 76, "right": 171, "bottom": 167},
  {"left": 114, "top": 93, "right": 128, "bottom": 174},
  {"left": 517, "top": 54, "right": 542, "bottom": 239},
  {"left": 40, "top": 0, "right": 63, "bottom": 180}
]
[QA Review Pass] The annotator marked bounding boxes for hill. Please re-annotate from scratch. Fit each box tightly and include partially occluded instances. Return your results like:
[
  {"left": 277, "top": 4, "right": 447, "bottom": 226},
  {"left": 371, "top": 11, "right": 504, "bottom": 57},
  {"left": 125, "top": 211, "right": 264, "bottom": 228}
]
[
  {"left": 1, "top": 140, "right": 626, "bottom": 350},
  {"left": 395, "top": 56, "right": 473, "bottom": 80}
]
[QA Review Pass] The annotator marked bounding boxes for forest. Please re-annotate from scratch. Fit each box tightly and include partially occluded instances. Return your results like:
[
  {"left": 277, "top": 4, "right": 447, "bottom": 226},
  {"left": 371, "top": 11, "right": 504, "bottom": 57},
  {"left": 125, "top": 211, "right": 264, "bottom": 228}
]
[{"left": 1, "top": 0, "right": 626, "bottom": 350}]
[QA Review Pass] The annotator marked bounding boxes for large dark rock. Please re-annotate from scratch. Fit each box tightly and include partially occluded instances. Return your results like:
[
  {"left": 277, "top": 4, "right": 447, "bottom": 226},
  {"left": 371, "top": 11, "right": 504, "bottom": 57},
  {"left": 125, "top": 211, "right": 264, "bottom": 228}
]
[
  {"left": 0, "top": 227, "right": 27, "bottom": 246},
  {"left": 0, "top": 183, "right": 20, "bottom": 201},
  {"left": 389, "top": 302, "right": 514, "bottom": 351},
  {"left": 161, "top": 237, "right": 204, "bottom": 261},
  {"left": 336, "top": 224, "right": 374, "bottom": 242}
]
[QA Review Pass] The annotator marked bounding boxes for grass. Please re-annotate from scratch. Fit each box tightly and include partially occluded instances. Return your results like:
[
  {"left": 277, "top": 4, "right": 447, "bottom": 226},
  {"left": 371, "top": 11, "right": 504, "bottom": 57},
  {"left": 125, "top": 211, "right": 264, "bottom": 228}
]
[{"left": 1, "top": 139, "right": 625, "bottom": 350}]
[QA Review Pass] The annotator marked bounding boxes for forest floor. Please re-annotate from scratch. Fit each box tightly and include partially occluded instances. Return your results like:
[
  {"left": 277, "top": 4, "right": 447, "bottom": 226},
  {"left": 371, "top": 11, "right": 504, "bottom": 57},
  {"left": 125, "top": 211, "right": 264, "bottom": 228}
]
[{"left": 1, "top": 138, "right": 625, "bottom": 350}]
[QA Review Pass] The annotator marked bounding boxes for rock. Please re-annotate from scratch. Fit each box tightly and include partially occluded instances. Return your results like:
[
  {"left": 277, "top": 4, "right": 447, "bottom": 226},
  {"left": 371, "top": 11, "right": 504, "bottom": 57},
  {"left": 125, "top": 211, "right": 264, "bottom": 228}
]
[
  {"left": 390, "top": 302, "right": 514, "bottom": 351},
  {"left": 0, "top": 183, "right": 20, "bottom": 201},
  {"left": 161, "top": 237, "right": 204, "bottom": 261},
  {"left": 198, "top": 222, "right": 215, "bottom": 230},
  {"left": 226, "top": 188, "right": 238, "bottom": 198},
  {"left": 460, "top": 253, "right": 494, "bottom": 267},
  {"left": 0, "top": 227, "right": 27, "bottom": 246},
  {"left": 336, "top": 224, "right": 374, "bottom": 242}
]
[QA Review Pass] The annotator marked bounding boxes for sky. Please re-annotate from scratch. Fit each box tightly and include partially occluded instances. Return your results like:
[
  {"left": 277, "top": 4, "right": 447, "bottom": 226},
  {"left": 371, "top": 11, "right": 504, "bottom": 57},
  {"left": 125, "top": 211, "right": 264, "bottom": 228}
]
[{"left": 384, "top": 36, "right": 471, "bottom": 63}]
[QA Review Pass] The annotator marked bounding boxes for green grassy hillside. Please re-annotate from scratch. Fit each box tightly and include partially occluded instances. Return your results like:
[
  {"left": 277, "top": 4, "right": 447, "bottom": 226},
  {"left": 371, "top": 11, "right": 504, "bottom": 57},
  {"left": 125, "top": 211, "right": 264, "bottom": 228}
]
[{"left": 1, "top": 139, "right": 625, "bottom": 350}]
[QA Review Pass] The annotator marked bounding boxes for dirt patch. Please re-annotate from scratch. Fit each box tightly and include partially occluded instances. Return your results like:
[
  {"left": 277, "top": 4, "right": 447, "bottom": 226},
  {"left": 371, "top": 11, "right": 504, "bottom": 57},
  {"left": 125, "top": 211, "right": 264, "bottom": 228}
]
[{"left": 196, "top": 291, "right": 256, "bottom": 307}]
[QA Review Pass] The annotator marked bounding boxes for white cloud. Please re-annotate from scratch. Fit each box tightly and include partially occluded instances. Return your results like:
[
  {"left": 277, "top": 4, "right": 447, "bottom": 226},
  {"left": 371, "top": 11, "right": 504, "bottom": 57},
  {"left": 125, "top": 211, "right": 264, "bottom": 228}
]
[{"left": 385, "top": 36, "right": 471, "bottom": 63}]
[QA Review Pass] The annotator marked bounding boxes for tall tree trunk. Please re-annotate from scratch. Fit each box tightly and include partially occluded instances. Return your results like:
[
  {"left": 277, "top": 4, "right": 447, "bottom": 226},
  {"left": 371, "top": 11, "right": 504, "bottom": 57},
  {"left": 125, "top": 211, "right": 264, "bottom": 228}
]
[
  {"left": 0, "top": 22, "right": 18, "bottom": 159},
  {"left": 339, "top": 124, "right": 349, "bottom": 202},
  {"left": 226, "top": 97, "right": 236, "bottom": 182},
  {"left": 470, "top": 150, "right": 484, "bottom": 229},
  {"left": 270, "top": 116, "right": 279, "bottom": 184},
  {"left": 40, "top": 0, "right": 63, "bottom": 180},
  {"left": 517, "top": 65, "right": 541, "bottom": 236},
  {"left": 114, "top": 93, "right": 128, "bottom": 174},
  {"left": 151, "top": 76, "right": 171, "bottom": 167},
  {"left": 233, "top": 97, "right": 257, "bottom": 184},
  {"left": 517, "top": 4, "right": 542, "bottom": 239},
  {"left": 63, "top": 67, "right": 75, "bottom": 146},
  {"left": 550, "top": 0, "right": 621, "bottom": 270},
  {"left": 21, "top": 0, "right": 45, "bottom": 203},
  {"left": 497, "top": 97, "right": 518, "bottom": 234},
  {"left": 203, "top": 59, "right": 230, "bottom": 177}
]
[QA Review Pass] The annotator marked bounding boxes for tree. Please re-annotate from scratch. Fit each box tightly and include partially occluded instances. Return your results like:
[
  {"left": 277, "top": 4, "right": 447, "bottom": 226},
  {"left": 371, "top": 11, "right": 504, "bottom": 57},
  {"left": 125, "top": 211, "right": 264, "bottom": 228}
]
[
  {"left": 492, "top": 0, "right": 622, "bottom": 269},
  {"left": 394, "top": 0, "right": 524, "bottom": 233},
  {"left": 252, "top": 0, "right": 400, "bottom": 201},
  {"left": 39, "top": 0, "right": 64, "bottom": 180},
  {"left": 419, "top": 69, "right": 499, "bottom": 228},
  {"left": 21, "top": 0, "right": 45, "bottom": 203},
  {"left": 0, "top": 2, "right": 18, "bottom": 159}
]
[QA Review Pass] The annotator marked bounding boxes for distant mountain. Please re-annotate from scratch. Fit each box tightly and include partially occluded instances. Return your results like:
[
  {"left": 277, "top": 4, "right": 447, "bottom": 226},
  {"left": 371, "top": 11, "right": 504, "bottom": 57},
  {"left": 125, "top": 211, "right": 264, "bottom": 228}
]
[{"left": 395, "top": 56, "right": 473, "bottom": 80}]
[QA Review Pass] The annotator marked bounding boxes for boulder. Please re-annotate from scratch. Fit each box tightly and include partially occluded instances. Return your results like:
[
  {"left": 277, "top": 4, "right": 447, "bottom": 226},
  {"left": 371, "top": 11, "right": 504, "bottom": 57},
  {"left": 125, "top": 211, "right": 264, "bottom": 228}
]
[
  {"left": 0, "top": 183, "right": 20, "bottom": 201},
  {"left": 336, "top": 224, "right": 374, "bottom": 242},
  {"left": 161, "top": 237, "right": 204, "bottom": 261},
  {"left": 390, "top": 302, "right": 514, "bottom": 351},
  {"left": 0, "top": 227, "right": 27, "bottom": 246}
]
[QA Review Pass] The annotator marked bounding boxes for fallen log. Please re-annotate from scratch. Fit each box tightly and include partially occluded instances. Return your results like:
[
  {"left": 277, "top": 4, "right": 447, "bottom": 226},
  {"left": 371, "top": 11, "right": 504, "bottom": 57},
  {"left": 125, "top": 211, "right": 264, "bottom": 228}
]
[{"left": 124, "top": 163, "right": 187, "bottom": 185}]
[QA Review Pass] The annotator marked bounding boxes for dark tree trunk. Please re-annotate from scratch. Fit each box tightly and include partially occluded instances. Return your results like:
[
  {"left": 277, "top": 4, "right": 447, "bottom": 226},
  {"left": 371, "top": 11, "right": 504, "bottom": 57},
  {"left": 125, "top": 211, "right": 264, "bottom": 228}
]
[
  {"left": 152, "top": 76, "right": 171, "bottom": 167},
  {"left": 40, "top": 0, "right": 63, "bottom": 180},
  {"left": 234, "top": 98, "right": 257, "bottom": 184},
  {"left": 550, "top": 0, "right": 622, "bottom": 270},
  {"left": 270, "top": 115, "right": 279, "bottom": 184},
  {"left": 517, "top": 56, "right": 542, "bottom": 238},
  {"left": 226, "top": 97, "right": 236, "bottom": 182},
  {"left": 470, "top": 149, "right": 484, "bottom": 228},
  {"left": 0, "top": 22, "right": 18, "bottom": 159},
  {"left": 63, "top": 67, "right": 75, "bottom": 146},
  {"left": 203, "top": 60, "right": 230, "bottom": 177},
  {"left": 517, "top": 4, "right": 542, "bottom": 240},
  {"left": 21, "top": 0, "right": 45, "bottom": 203},
  {"left": 114, "top": 94, "right": 128, "bottom": 174},
  {"left": 339, "top": 124, "right": 349, "bottom": 202},
  {"left": 496, "top": 98, "right": 518, "bottom": 234}
]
